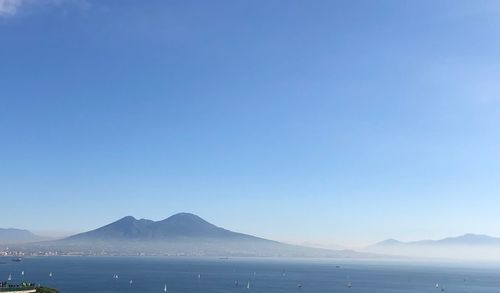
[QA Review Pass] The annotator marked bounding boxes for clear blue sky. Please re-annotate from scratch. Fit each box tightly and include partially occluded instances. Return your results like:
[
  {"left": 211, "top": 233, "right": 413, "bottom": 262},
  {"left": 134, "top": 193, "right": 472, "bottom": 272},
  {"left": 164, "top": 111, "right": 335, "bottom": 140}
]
[{"left": 1, "top": 0, "right": 500, "bottom": 247}]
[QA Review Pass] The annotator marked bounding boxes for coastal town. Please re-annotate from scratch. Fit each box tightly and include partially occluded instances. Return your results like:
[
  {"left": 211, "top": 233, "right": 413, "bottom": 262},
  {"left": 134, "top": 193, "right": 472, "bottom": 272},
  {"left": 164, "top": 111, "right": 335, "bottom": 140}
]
[{"left": 0, "top": 249, "right": 58, "bottom": 258}]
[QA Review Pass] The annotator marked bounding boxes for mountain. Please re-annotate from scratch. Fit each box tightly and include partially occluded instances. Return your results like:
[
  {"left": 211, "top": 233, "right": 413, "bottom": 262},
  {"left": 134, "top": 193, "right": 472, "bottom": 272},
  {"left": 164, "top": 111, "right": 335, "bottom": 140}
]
[
  {"left": 433, "top": 234, "right": 500, "bottom": 245},
  {"left": 0, "top": 228, "right": 45, "bottom": 244},
  {"left": 371, "top": 234, "right": 500, "bottom": 248},
  {"left": 25, "top": 213, "right": 378, "bottom": 258},
  {"left": 66, "top": 213, "right": 258, "bottom": 242},
  {"left": 372, "top": 238, "right": 404, "bottom": 246},
  {"left": 367, "top": 234, "right": 500, "bottom": 260}
]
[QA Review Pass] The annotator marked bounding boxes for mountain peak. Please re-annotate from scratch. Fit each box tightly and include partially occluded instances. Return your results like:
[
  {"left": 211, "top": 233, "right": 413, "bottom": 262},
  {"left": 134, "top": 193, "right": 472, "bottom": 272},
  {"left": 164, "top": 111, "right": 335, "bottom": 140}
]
[
  {"left": 117, "top": 216, "right": 137, "bottom": 222},
  {"left": 168, "top": 212, "right": 202, "bottom": 219},
  {"left": 373, "top": 238, "right": 403, "bottom": 246},
  {"left": 460, "top": 233, "right": 490, "bottom": 238},
  {"left": 163, "top": 213, "right": 210, "bottom": 224}
]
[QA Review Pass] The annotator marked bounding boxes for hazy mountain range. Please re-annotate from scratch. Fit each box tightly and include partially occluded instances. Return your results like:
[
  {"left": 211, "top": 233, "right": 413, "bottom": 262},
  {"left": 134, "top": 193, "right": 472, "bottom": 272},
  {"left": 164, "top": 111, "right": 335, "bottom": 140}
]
[
  {"left": 366, "top": 234, "right": 500, "bottom": 260},
  {"left": 0, "top": 228, "right": 46, "bottom": 244},
  {"left": 372, "top": 234, "right": 500, "bottom": 247},
  {"left": 7, "top": 213, "right": 375, "bottom": 258}
]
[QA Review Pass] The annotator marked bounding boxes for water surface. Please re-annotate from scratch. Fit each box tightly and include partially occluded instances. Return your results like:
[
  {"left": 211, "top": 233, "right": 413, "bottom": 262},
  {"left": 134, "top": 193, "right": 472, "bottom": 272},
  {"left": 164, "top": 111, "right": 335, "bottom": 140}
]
[{"left": 1, "top": 257, "right": 499, "bottom": 292}]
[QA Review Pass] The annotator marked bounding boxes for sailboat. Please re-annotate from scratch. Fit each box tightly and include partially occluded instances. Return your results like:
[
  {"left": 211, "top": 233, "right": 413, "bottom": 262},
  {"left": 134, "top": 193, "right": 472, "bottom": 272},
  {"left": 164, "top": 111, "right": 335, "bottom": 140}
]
[
  {"left": 246, "top": 281, "right": 250, "bottom": 289},
  {"left": 129, "top": 280, "right": 133, "bottom": 285},
  {"left": 347, "top": 281, "right": 352, "bottom": 288},
  {"left": 21, "top": 271, "right": 25, "bottom": 276},
  {"left": 163, "top": 284, "right": 167, "bottom": 292},
  {"left": 49, "top": 272, "right": 53, "bottom": 277},
  {"left": 436, "top": 283, "right": 439, "bottom": 288},
  {"left": 198, "top": 273, "right": 201, "bottom": 279},
  {"left": 8, "top": 274, "right": 11, "bottom": 281}
]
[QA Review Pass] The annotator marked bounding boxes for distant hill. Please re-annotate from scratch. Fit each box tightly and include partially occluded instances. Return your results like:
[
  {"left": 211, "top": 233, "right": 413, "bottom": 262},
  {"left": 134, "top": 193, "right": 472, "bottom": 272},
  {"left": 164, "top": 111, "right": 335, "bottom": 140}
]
[
  {"left": 367, "top": 234, "right": 500, "bottom": 260},
  {"left": 26, "top": 213, "right": 378, "bottom": 258},
  {"left": 371, "top": 234, "right": 500, "bottom": 248},
  {"left": 433, "top": 234, "right": 500, "bottom": 245},
  {"left": 372, "top": 238, "right": 404, "bottom": 246},
  {"left": 0, "top": 228, "right": 45, "bottom": 244}
]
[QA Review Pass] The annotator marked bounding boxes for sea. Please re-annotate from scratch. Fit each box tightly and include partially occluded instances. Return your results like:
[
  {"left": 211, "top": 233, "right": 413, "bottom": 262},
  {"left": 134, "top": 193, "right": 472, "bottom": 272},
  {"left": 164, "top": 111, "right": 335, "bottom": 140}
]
[{"left": 1, "top": 256, "right": 500, "bottom": 292}]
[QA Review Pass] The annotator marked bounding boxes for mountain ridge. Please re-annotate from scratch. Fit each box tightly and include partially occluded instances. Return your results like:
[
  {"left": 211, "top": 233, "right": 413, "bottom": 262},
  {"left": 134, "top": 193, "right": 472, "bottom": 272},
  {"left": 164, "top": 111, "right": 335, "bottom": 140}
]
[
  {"left": 0, "top": 228, "right": 46, "bottom": 244},
  {"left": 371, "top": 233, "right": 500, "bottom": 247},
  {"left": 366, "top": 233, "right": 500, "bottom": 260}
]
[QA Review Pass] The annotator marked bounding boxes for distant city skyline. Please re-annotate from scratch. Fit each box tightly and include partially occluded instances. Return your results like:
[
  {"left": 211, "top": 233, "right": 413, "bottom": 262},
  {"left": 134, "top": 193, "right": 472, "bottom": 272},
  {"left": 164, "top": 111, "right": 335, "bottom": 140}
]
[{"left": 1, "top": 0, "right": 500, "bottom": 248}]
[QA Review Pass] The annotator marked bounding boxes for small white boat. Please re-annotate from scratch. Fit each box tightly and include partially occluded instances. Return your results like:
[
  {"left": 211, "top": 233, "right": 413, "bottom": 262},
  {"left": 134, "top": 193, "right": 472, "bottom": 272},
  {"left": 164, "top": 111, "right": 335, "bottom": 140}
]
[
  {"left": 21, "top": 271, "right": 24, "bottom": 276},
  {"left": 246, "top": 281, "right": 250, "bottom": 289},
  {"left": 8, "top": 274, "right": 11, "bottom": 281},
  {"left": 129, "top": 280, "right": 133, "bottom": 285},
  {"left": 347, "top": 281, "right": 352, "bottom": 288},
  {"left": 436, "top": 283, "right": 439, "bottom": 288},
  {"left": 198, "top": 273, "right": 201, "bottom": 279},
  {"left": 164, "top": 284, "right": 167, "bottom": 292},
  {"left": 49, "top": 272, "right": 52, "bottom": 278}
]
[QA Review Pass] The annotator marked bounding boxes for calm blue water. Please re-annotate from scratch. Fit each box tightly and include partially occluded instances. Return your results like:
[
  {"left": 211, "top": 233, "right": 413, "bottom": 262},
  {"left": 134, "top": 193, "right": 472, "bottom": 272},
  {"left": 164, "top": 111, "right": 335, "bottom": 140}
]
[{"left": 1, "top": 257, "right": 500, "bottom": 292}]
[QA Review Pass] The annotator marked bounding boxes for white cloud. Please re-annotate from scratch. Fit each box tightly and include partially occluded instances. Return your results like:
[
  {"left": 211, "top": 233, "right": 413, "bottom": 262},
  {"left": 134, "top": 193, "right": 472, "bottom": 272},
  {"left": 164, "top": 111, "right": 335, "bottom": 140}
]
[
  {"left": 0, "top": 0, "right": 87, "bottom": 17},
  {"left": 0, "top": 0, "right": 24, "bottom": 16}
]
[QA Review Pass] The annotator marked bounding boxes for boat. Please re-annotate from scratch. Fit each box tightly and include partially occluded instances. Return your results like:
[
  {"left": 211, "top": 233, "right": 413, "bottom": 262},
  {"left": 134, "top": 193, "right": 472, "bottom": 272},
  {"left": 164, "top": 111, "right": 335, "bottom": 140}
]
[
  {"left": 163, "top": 284, "right": 167, "bottom": 292},
  {"left": 436, "top": 283, "right": 439, "bottom": 288},
  {"left": 198, "top": 274, "right": 201, "bottom": 279},
  {"left": 347, "top": 281, "right": 352, "bottom": 288},
  {"left": 129, "top": 280, "right": 133, "bottom": 285},
  {"left": 49, "top": 272, "right": 52, "bottom": 277},
  {"left": 21, "top": 271, "right": 24, "bottom": 276},
  {"left": 246, "top": 281, "right": 250, "bottom": 289},
  {"left": 11, "top": 258, "right": 22, "bottom": 262},
  {"left": 7, "top": 274, "right": 11, "bottom": 281}
]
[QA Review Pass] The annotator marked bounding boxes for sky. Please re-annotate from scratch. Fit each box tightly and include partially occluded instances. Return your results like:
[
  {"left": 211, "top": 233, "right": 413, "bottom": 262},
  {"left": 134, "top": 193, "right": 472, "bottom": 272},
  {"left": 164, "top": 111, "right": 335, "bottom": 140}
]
[{"left": 1, "top": 0, "right": 500, "bottom": 248}]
